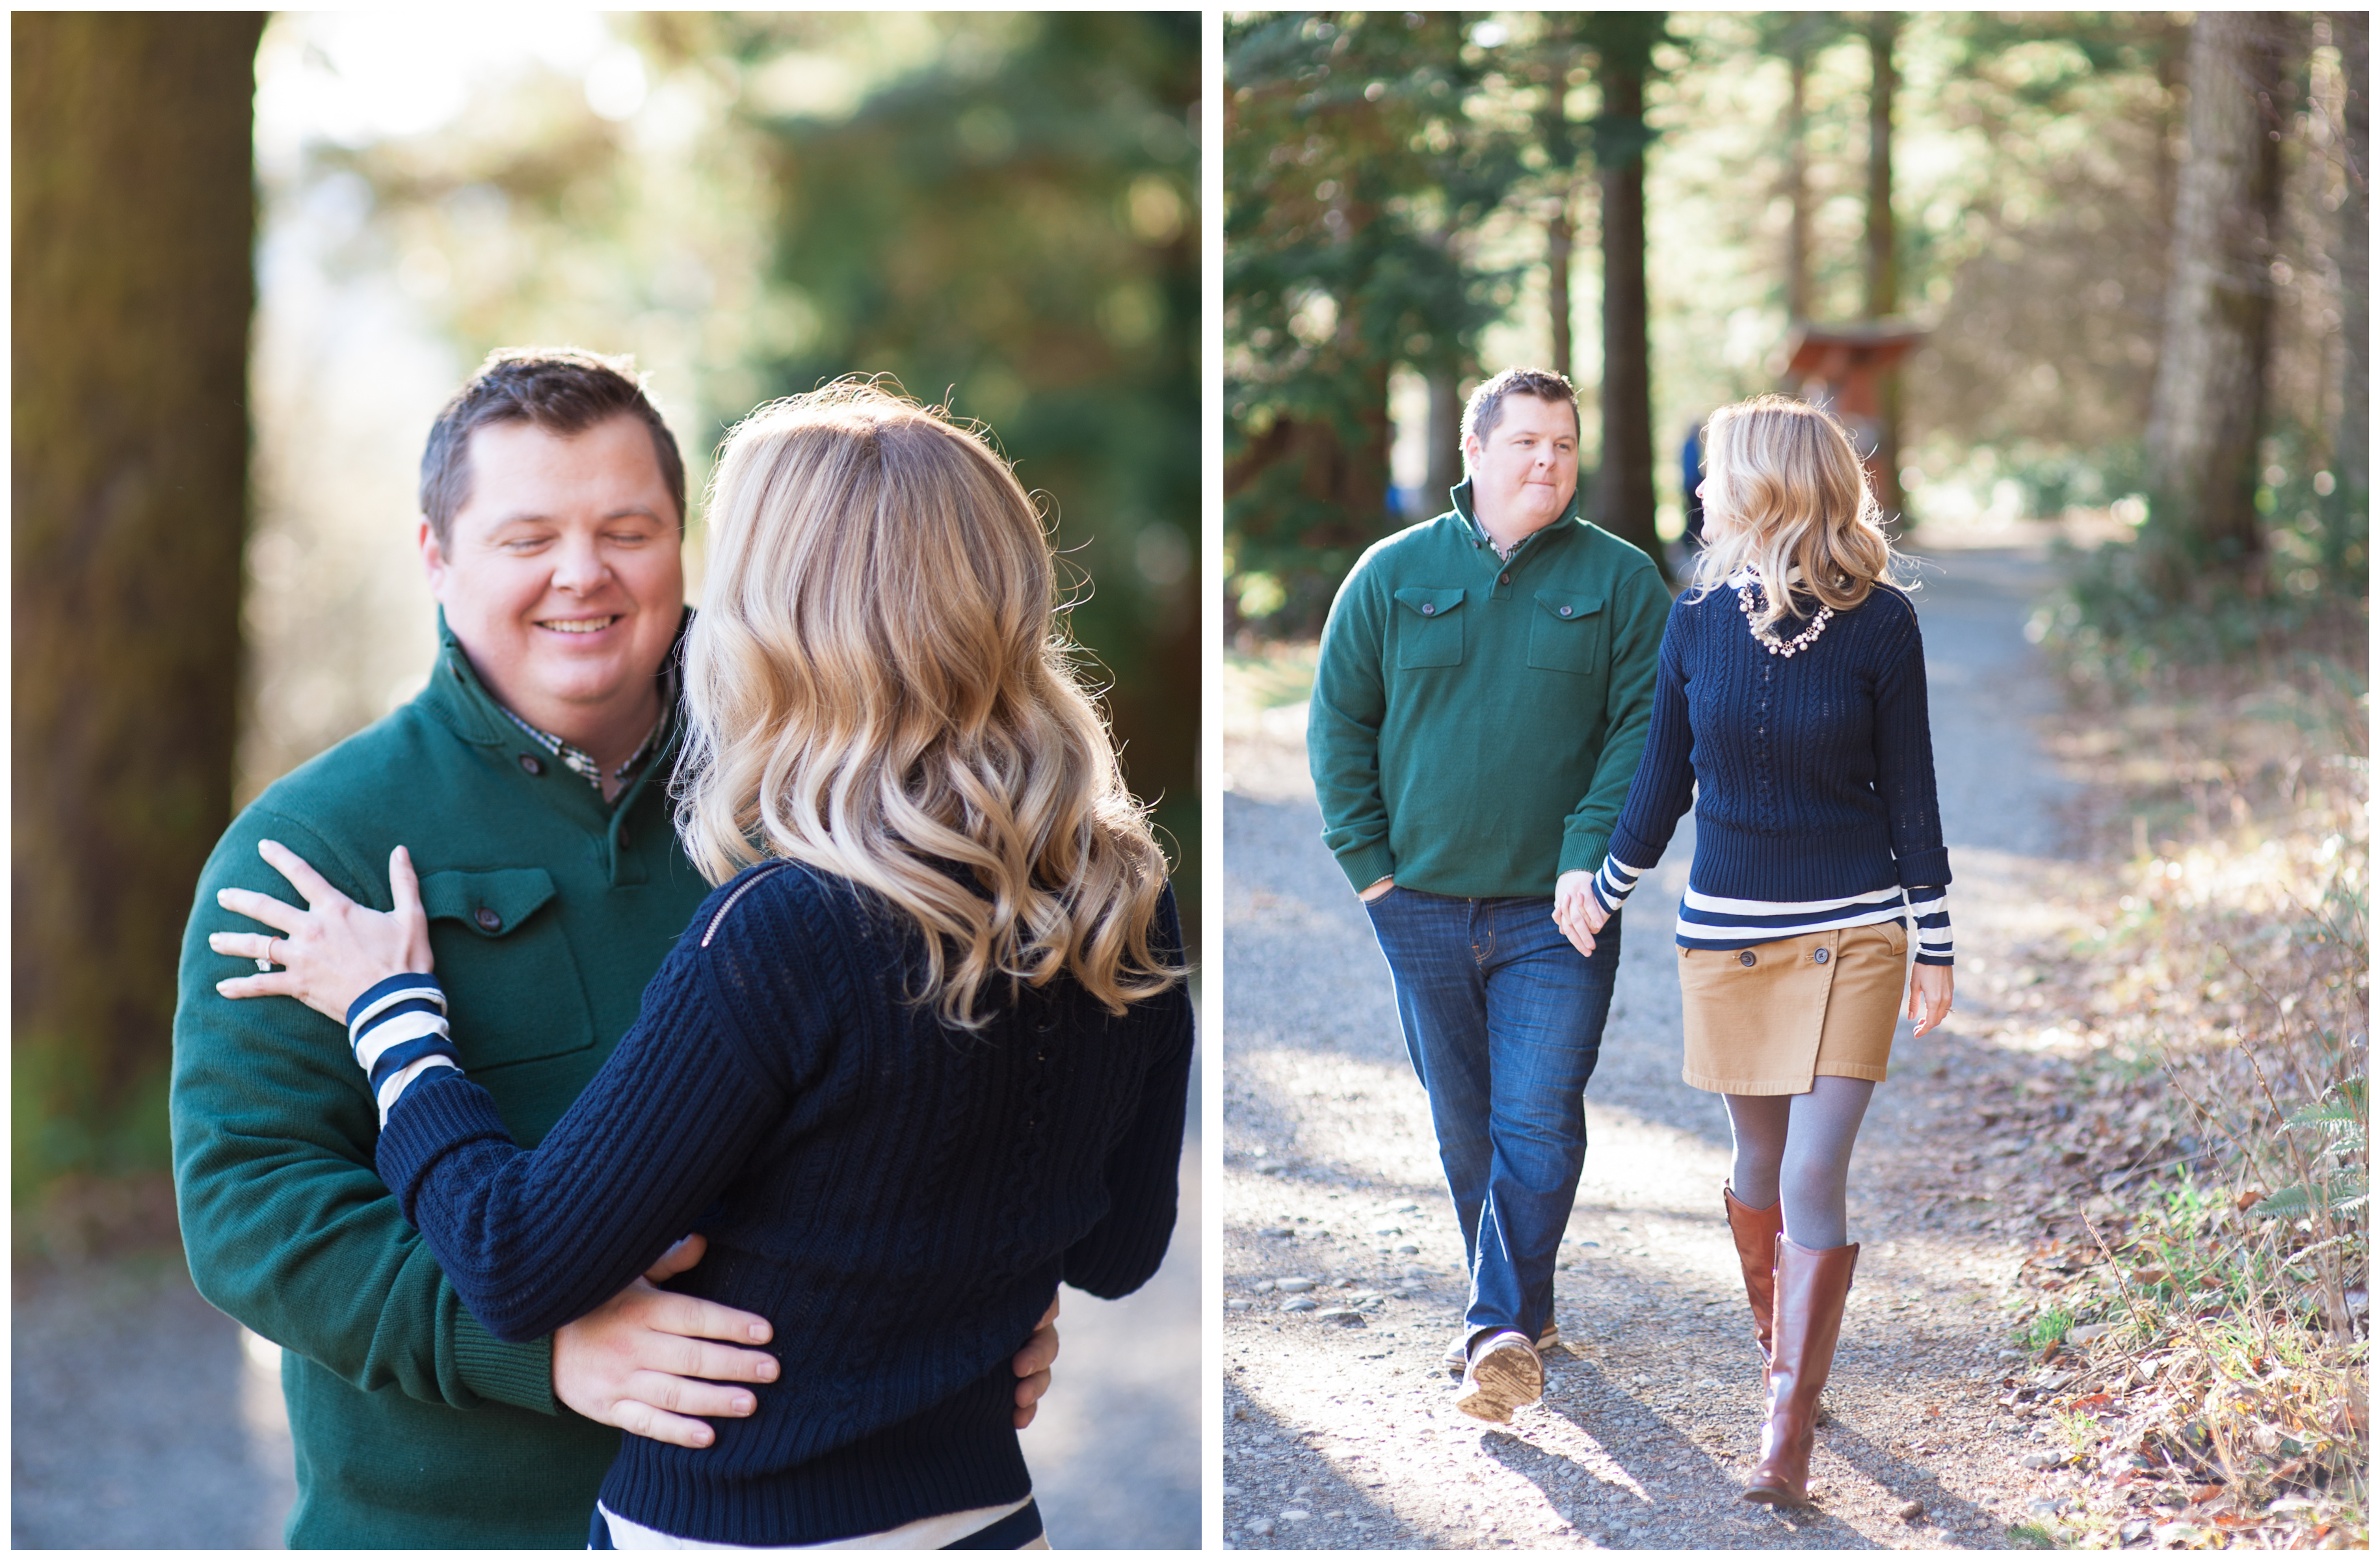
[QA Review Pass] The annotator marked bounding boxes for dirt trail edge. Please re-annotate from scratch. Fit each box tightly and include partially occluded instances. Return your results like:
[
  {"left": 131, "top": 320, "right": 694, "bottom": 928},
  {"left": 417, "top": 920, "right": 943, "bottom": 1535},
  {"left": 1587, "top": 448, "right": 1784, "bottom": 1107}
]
[{"left": 1221, "top": 544, "right": 2085, "bottom": 1550}]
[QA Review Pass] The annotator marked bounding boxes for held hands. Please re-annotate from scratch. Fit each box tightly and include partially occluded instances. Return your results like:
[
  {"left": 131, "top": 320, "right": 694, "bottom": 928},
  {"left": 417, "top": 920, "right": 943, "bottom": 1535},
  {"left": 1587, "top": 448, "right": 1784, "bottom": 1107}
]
[
  {"left": 210, "top": 842, "right": 433, "bottom": 1023},
  {"left": 1907, "top": 961, "right": 1954, "bottom": 1038},
  {"left": 1551, "top": 869, "right": 1606, "bottom": 957}
]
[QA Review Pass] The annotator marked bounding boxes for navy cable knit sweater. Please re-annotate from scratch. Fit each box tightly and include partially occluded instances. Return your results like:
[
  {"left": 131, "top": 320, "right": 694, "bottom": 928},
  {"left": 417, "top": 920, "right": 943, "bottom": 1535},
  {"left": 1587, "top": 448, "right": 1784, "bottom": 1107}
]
[
  {"left": 1599, "top": 579, "right": 1953, "bottom": 958},
  {"left": 365, "top": 862, "right": 1194, "bottom": 1546}
]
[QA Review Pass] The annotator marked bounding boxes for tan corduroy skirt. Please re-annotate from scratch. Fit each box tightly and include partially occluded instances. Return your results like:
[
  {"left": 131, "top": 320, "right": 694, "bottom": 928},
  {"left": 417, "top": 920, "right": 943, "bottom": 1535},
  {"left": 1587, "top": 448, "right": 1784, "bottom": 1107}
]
[{"left": 1678, "top": 918, "right": 1910, "bottom": 1095}]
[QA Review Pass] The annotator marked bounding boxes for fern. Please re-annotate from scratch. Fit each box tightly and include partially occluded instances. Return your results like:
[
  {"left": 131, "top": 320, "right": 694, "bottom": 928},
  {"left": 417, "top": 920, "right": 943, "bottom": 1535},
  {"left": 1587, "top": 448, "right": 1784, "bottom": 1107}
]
[{"left": 2252, "top": 1079, "right": 2370, "bottom": 1220}]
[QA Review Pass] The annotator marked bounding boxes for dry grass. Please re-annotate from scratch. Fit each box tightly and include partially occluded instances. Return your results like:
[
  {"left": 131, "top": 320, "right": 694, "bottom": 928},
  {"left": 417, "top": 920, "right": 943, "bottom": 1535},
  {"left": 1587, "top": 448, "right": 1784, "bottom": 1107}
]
[{"left": 1988, "top": 600, "right": 2368, "bottom": 1549}]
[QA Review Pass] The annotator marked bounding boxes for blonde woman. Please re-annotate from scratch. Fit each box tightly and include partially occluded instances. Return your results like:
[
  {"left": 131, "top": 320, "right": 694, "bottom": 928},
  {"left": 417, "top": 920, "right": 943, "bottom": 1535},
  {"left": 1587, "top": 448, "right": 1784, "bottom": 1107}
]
[
  {"left": 211, "top": 382, "right": 1193, "bottom": 1549},
  {"left": 1570, "top": 394, "right": 1953, "bottom": 1508}
]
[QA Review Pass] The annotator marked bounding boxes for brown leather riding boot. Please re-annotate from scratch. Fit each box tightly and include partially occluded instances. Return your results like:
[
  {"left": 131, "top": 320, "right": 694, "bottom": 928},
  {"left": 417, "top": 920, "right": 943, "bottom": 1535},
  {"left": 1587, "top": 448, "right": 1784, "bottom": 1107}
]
[
  {"left": 1741, "top": 1235, "right": 1858, "bottom": 1507},
  {"left": 1722, "top": 1184, "right": 1784, "bottom": 1363}
]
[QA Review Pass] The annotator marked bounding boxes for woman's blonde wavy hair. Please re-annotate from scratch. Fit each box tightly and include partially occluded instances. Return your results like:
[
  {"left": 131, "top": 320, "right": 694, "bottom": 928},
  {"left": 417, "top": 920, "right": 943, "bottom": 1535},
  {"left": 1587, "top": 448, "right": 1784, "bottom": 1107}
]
[
  {"left": 674, "top": 379, "right": 1182, "bottom": 1028},
  {"left": 1687, "top": 394, "right": 1911, "bottom": 633}
]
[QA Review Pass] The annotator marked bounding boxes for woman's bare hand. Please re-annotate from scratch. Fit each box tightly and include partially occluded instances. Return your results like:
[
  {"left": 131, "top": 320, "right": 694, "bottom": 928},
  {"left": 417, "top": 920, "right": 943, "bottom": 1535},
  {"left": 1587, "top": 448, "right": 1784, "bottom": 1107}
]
[
  {"left": 210, "top": 842, "right": 433, "bottom": 1024},
  {"left": 1907, "top": 961, "right": 1953, "bottom": 1038}
]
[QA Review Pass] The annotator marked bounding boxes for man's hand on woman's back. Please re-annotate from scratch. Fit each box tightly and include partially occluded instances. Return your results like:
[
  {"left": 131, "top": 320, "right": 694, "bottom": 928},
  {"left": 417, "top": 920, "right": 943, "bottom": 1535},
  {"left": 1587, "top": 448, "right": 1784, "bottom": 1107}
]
[
  {"left": 553, "top": 1236, "right": 1064, "bottom": 1446},
  {"left": 552, "top": 1234, "right": 779, "bottom": 1449}
]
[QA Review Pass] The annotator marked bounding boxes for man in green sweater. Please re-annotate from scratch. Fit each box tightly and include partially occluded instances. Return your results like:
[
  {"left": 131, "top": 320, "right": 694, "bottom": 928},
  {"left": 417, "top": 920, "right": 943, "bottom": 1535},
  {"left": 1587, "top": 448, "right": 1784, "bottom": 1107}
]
[
  {"left": 173, "top": 351, "right": 1054, "bottom": 1547},
  {"left": 1306, "top": 367, "right": 1670, "bottom": 1424}
]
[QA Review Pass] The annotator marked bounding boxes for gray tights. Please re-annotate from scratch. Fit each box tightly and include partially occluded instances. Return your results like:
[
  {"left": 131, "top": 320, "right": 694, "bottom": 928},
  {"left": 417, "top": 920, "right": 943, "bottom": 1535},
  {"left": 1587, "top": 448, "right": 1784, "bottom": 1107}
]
[{"left": 1723, "top": 1076, "right": 1875, "bottom": 1251}]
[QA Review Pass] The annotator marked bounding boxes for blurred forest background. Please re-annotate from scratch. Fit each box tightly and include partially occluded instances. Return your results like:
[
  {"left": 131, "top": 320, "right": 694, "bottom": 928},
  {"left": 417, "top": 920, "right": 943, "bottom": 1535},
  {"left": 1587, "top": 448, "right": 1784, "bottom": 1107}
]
[
  {"left": 16, "top": 12, "right": 1198, "bottom": 1547},
  {"left": 1224, "top": 10, "right": 2364, "bottom": 631},
  {"left": 1223, "top": 12, "right": 2366, "bottom": 1548},
  {"left": 18, "top": 9, "right": 1198, "bottom": 1202}
]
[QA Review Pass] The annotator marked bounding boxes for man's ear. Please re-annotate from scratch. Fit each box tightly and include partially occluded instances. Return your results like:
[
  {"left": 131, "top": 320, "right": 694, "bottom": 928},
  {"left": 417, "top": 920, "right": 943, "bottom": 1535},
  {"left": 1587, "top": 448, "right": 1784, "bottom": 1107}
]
[{"left": 419, "top": 520, "right": 448, "bottom": 599}]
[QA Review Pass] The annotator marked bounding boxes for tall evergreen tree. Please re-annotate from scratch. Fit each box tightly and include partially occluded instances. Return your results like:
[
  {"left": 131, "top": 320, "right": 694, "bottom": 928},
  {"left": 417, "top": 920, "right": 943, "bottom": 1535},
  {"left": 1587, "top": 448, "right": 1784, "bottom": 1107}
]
[
  {"left": 2323, "top": 10, "right": 2367, "bottom": 580},
  {"left": 1224, "top": 11, "right": 1521, "bottom": 623},
  {"left": 1753, "top": 14, "right": 1849, "bottom": 323},
  {"left": 2144, "top": 12, "right": 2305, "bottom": 593},
  {"left": 1582, "top": 12, "right": 1670, "bottom": 579},
  {"left": 1866, "top": 12, "right": 1906, "bottom": 524},
  {"left": 13, "top": 13, "right": 264, "bottom": 1187}
]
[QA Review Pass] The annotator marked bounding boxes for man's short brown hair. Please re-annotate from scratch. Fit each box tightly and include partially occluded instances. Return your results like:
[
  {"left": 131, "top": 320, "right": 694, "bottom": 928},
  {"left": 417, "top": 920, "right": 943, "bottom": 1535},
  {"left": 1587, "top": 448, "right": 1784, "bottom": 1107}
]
[
  {"left": 1460, "top": 367, "right": 1581, "bottom": 470},
  {"left": 419, "top": 348, "right": 687, "bottom": 545}
]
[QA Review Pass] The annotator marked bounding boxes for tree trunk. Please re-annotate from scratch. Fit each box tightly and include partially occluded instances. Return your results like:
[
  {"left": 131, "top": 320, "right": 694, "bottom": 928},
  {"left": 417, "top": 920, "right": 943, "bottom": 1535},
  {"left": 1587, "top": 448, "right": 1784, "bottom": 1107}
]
[
  {"left": 2325, "top": 10, "right": 2367, "bottom": 580},
  {"left": 1595, "top": 57, "right": 1666, "bottom": 578},
  {"left": 1425, "top": 369, "right": 1465, "bottom": 513},
  {"left": 1786, "top": 51, "right": 1812, "bottom": 322},
  {"left": 2143, "top": 12, "right": 2299, "bottom": 591},
  {"left": 1221, "top": 364, "right": 1395, "bottom": 555},
  {"left": 12, "top": 13, "right": 262, "bottom": 1186},
  {"left": 1539, "top": 39, "right": 1581, "bottom": 382},
  {"left": 1866, "top": 14, "right": 1903, "bottom": 525},
  {"left": 1548, "top": 194, "right": 1576, "bottom": 381}
]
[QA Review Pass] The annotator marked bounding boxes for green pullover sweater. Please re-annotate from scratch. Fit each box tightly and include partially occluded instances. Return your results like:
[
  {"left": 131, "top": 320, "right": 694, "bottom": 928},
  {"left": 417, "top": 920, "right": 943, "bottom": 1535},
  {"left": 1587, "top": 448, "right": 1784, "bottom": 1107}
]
[
  {"left": 170, "top": 611, "right": 714, "bottom": 1548},
  {"left": 1307, "top": 480, "right": 1670, "bottom": 898}
]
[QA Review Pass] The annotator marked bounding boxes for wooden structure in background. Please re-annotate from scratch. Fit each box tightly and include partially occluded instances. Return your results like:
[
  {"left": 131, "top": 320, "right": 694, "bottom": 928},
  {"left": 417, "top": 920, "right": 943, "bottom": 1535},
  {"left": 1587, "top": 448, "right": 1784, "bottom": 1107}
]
[{"left": 1774, "top": 322, "right": 1927, "bottom": 522}]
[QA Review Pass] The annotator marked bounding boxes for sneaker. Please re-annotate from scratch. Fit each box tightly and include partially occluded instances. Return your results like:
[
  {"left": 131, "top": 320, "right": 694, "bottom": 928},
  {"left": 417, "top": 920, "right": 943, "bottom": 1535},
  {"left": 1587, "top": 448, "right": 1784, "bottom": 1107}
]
[
  {"left": 1453, "top": 1330, "right": 1543, "bottom": 1423},
  {"left": 1443, "top": 1320, "right": 1560, "bottom": 1378}
]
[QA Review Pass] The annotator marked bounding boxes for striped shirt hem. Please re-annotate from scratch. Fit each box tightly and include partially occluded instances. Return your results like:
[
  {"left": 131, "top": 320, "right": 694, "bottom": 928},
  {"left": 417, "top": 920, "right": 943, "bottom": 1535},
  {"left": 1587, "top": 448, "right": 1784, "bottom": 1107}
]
[
  {"left": 346, "top": 972, "right": 459, "bottom": 1125},
  {"left": 1594, "top": 851, "right": 1954, "bottom": 963}
]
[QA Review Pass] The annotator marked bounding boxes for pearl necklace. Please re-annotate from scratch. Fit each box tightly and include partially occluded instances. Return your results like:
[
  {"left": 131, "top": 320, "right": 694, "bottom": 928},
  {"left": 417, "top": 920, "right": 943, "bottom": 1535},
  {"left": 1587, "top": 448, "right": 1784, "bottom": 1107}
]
[{"left": 1733, "top": 574, "right": 1834, "bottom": 658}]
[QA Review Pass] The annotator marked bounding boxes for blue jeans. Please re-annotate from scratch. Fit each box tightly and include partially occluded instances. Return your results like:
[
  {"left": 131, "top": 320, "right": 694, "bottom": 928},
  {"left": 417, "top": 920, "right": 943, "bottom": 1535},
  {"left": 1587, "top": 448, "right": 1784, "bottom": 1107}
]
[{"left": 1364, "top": 888, "right": 1622, "bottom": 1344}]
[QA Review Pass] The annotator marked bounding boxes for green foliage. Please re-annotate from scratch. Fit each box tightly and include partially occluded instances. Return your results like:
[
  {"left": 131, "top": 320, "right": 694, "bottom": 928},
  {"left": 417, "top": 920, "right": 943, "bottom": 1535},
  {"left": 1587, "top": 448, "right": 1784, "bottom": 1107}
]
[
  {"left": 2035, "top": 431, "right": 2370, "bottom": 673},
  {"left": 2253, "top": 1078, "right": 2369, "bottom": 1221},
  {"left": 2020, "top": 1302, "right": 2077, "bottom": 1353},
  {"left": 718, "top": 14, "right": 1201, "bottom": 891},
  {"left": 1224, "top": 10, "right": 1527, "bottom": 626}
]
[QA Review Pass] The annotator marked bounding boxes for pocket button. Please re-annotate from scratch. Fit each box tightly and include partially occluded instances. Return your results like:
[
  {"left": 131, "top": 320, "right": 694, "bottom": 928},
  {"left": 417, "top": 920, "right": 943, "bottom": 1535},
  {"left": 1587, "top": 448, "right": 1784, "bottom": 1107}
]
[
  {"left": 474, "top": 907, "right": 503, "bottom": 932},
  {"left": 1812, "top": 947, "right": 1831, "bottom": 965},
  {"left": 1738, "top": 950, "right": 1757, "bottom": 967}
]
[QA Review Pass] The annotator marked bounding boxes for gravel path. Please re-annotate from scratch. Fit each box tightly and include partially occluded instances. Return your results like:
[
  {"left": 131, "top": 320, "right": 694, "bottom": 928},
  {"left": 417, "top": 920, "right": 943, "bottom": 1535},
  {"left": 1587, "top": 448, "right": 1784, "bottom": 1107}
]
[
  {"left": 12, "top": 1080, "right": 1200, "bottom": 1549},
  {"left": 1219, "top": 544, "right": 2083, "bottom": 1549}
]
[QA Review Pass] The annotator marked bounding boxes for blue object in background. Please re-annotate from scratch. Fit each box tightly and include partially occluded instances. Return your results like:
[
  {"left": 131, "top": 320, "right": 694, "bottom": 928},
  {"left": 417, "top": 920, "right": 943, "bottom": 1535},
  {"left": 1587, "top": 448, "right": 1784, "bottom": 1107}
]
[{"left": 1682, "top": 421, "right": 1706, "bottom": 547}]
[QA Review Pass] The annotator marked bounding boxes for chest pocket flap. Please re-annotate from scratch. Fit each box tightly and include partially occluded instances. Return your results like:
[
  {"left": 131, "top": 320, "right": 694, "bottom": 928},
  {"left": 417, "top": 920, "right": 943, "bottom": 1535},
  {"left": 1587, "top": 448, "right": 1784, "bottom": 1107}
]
[
  {"left": 417, "top": 867, "right": 596, "bottom": 1070},
  {"left": 1392, "top": 587, "right": 1467, "bottom": 669},
  {"left": 421, "top": 868, "right": 559, "bottom": 937},
  {"left": 1529, "top": 589, "right": 1607, "bottom": 676}
]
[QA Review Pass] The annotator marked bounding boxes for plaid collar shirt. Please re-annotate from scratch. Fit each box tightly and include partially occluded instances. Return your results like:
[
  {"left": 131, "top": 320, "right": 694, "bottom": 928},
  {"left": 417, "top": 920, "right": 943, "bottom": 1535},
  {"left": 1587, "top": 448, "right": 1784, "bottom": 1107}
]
[{"left": 494, "top": 661, "right": 678, "bottom": 799}]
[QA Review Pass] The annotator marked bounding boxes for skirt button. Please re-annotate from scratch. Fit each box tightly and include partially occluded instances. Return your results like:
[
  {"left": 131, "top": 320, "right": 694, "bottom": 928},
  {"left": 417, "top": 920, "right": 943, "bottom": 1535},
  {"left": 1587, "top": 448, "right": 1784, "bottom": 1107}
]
[
  {"left": 1813, "top": 947, "right": 1831, "bottom": 965},
  {"left": 1738, "top": 950, "right": 1756, "bottom": 967}
]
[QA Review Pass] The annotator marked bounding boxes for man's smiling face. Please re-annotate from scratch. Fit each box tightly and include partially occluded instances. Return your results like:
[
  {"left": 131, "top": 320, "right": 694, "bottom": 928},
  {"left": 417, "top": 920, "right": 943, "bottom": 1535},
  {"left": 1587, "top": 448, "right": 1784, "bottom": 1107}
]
[
  {"left": 1465, "top": 392, "right": 1580, "bottom": 541},
  {"left": 422, "top": 413, "right": 684, "bottom": 747}
]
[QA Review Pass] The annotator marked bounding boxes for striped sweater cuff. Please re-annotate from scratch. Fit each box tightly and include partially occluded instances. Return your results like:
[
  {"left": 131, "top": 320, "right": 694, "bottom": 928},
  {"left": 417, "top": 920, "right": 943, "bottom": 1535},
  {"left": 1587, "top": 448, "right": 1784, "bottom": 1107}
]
[
  {"left": 1907, "top": 885, "right": 1953, "bottom": 966},
  {"left": 1590, "top": 853, "right": 1647, "bottom": 916},
  {"left": 347, "top": 973, "right": 461, "bottom": 1127}
]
